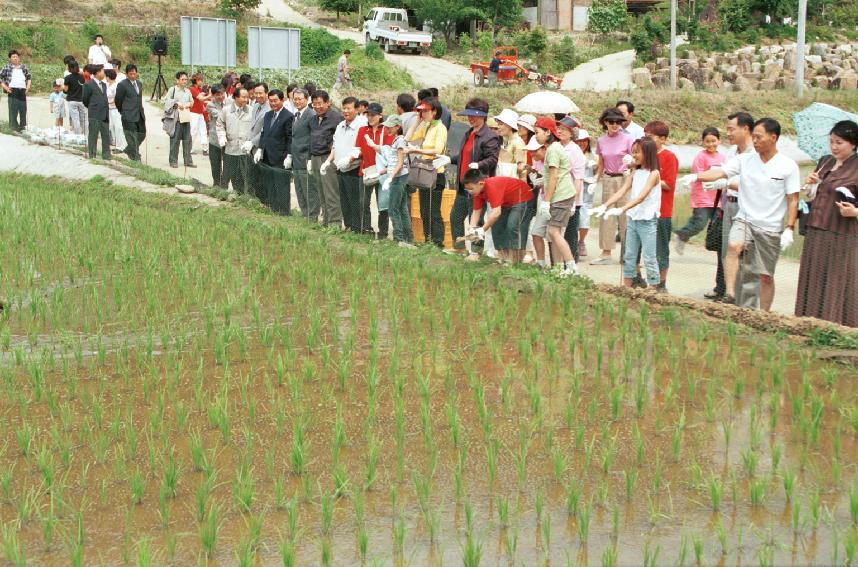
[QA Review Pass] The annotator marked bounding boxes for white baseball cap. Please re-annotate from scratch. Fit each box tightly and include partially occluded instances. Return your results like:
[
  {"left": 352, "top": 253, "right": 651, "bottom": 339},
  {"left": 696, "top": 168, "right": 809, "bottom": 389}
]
[
  {"left": 576, "top": 129, "right": 591, "bottom": 141},
  {"left": 493, "top": 108, "right": 520, "bottom": 131}
]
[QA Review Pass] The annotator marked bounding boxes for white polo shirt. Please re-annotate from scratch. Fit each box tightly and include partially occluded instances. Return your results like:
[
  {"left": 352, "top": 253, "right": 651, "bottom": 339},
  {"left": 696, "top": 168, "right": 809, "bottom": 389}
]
[
  {"left": 331, "top": 114, "right": 367, "bottom": 172},
  {"left": 88, "top": 44, "right": 110, "bottom": 65},
  {"left": 621, "top": 120, "right": 645, "bottom": 140},
  {"left": 9, "top": 67, "right": 26, "bottom": 89},
  {"left": 723, "top": 144, "right": 754, "bottom": 197},
  {"left": 721, "top": 151, "right": 800, "bottom": 232}
]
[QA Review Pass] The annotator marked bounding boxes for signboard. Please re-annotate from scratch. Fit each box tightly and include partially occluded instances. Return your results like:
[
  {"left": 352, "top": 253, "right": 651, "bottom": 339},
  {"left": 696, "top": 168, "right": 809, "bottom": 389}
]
[
  {"left": 247, "top": 26, "right": 301, "bottom": 79},
  {"left": 180, "top": 16, "right": 237, "bottom": 70}
]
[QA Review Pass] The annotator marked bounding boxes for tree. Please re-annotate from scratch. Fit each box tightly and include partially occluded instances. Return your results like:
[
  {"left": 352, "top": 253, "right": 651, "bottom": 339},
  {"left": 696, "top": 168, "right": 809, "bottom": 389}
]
[
  {"left": 587, "top": 0, "right": 629, "bottom": 34},
  {"left": 473, "top": 0, "right": 524, "bottom": 31},
  {"left": 217, "top": 0, "right": 261, "bottom": 18},
  {"left": 320, "top": 0, "right": 359, "bottom": 20},
  {"left": 412, "top": 0, "right": 481, "bottom": 46}
]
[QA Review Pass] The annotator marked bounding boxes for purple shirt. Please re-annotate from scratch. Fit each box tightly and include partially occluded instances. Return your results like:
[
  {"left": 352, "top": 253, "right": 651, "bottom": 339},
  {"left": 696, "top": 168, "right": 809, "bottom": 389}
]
[{"left": 596, "top": 131, "right": 634, "bottom": 174}]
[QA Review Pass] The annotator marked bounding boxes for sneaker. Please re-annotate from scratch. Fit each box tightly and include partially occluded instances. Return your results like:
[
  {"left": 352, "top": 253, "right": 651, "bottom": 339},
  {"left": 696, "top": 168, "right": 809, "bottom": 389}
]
[
  {"left": 674, "top": 236, "right": 686, "bottom": 256},
  {"left": 590, "top": 256, "right": 614, "bottom": 266},
  {"left": 398, "top": 241, "right": 416, "bottom": 249},
  {"left": 522, "top": 253, "right": 534, "bottom": 264},
  {"left": 578, "top": 241, "right": 588, "bottom": 258}
]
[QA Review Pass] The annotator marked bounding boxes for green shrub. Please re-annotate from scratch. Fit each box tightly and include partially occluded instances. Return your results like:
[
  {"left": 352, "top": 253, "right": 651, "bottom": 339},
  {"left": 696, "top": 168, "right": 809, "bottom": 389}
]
[
  {"left": 459, "top": 33, "right": 473, "bottom": 53},
  {"left": 587, "top": 0, "right": 629, "bottom": 34},
  {"left": 718, "top": 0, "right": 752, "bottom": 33},
  {"left": 549, "top": 35, "right": 577, "bottom": 72},
  {"left": 430, "top": 41, "right": 447, "bottom": 58},
  {"left": 476, "top": 30, "right": 495, "bottom": 59},
  {"left": 301, "top": 27, "right": 345, "bottom": 65},
  {"left": 364, "top": 41, "right": 384, "bottom": 61}
]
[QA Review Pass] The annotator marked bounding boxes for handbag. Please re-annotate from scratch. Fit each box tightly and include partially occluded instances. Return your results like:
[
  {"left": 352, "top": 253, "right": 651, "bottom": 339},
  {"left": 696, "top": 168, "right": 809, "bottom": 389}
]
[
  {"left": 704, "top": 190, "right": 722, "bottom": 252},
  {"left": 362, "top": 165, "right": 380, "bottom": 186},
  {"left": 495, "top": 161, "right": 519, "bottom": 178},
  {"left": 406, "top": 158, "right": 437, "bottom": 189}
]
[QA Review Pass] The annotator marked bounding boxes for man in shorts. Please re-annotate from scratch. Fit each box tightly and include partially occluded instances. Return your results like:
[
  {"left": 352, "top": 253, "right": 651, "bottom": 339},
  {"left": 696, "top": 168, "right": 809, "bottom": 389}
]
[
  {"left": 463, "top": 170, "right": 533, "bottom": 263},
  {"left": 685, "top": 117, "right": 799, "bottom": 311}
]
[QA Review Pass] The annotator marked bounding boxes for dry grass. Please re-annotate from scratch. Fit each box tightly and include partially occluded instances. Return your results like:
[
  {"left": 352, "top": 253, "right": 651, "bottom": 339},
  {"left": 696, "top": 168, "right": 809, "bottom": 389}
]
[{"left": 4, "top": 0, "right": 216, "bottom": 22}]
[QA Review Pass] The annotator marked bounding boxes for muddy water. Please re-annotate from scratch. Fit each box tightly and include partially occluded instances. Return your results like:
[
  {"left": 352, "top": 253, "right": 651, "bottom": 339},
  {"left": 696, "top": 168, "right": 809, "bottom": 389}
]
[{"left": 0, "top": 180, "right": 855, "bottom": 566}]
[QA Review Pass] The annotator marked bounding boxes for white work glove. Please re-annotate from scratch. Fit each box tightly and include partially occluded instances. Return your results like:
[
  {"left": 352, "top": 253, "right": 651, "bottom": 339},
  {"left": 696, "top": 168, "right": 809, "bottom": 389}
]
[
  {"left": 805, "top": 182, "right": 819, "bottom": 200},
  {"left": 583, "top": 176, "right": 597, "bottom": 186},
  {"left": 218, "top": 136, "right": 227, "bottom": 149},
  {"left": 320, "top": 160, "right": 331, "bottom": 175},
  {"left": 586, "top": 183, "right": 596, "bottom": 196},
  {"left": 474, "top": 226, "right": 485, "bottom": 240},
  {"left": 702, "top": 179, "right": 728, "bottom": 191},
  {"left": 335, "top": 156, "right": 353, "bottom": 171},
  {"left": 240, "top": 140, "right": 253, "bottom": 154},
  {"left": 382, "top": 177, "right": 392, "bottom": 191},
  {"left": 253, "top": 148, "right": 263, "bottom": 164},
  {"left": 622, "top": 154, "right": 634, "bottom": 166},
  {"left": 589, "top": 204, "right": 607, "bottom": 217},
  {"left": 780, "top": 228, "right": 794, "bottom": 251},
  {"left": 587, "top": 159, "right": 598, "bottom": 169},
  {"left": 604, "top": 207, "right": 623, "bottom": 218},
  {"left": 528, "top": 172, "right": 544, "bottom": 188},
  {"left": 350, "top": 147, "right": 361, "bottom": 159},
  {"left": 283, "top": 155, "right": 293, "bottom": 169},
  {"left": 468, "top": 162, "right": 479, "bottom": 170},
  {"left": 679, "top": 173, "right": 698, "bottom": 189},
  {"left": 538, "top": 200, "right": 551, "bottom": 219}
]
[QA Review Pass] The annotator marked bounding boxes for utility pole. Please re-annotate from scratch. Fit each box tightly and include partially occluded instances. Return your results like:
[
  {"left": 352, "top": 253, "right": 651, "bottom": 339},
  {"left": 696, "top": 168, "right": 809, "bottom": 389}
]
[
  {"left": 795, "top": 0, "right": 807, "bottom": 98},
  {"left": 670, "top": 0, "right": 677, "bottom": 89}
]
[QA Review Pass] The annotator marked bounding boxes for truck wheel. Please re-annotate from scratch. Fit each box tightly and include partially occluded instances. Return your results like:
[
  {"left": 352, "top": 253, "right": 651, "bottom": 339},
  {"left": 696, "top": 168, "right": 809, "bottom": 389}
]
[{"left": 473, "top": 68, "right": 485, "bottom": 87}]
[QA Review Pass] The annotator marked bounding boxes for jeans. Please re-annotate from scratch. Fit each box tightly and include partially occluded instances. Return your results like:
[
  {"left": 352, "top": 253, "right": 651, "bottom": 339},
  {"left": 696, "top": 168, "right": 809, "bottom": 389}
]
[
  {"left": 208, "top": 143, "right": 226, "bottom": 187},
  {"left": 656, "top": 217, "right": 672, "bottom": 272},
  {"left": 7, "top": 93, "right": 26, "bottom": 131},
  {"left": 122, "top": 119, "right": 146, "bottom": 161},
  {"left": 87, "top": 118, "right": 110, "bottom": 159},
  {"left": 563, "top": 207, "right": 581, "bottom": 261},
  {"left": 624, "top": 218, "right": 659, "bottom": 285},
  {"left": 293, "top": 169, "right": 319, "bottom": 222},
  {"left": 169, "top": 122, "right": 192, "bottom": 166},
  {"left": 419, "top": 175, "right": 446, "bottom": 247},
  {"left": 68, "top": 101, "right": 87, "bottom": 135},
  {"left": 388, "top": 176, "right": 413, "bottom": 242},
  {"left": 675, "top": 207, "right": 714, "bottom": 242},
  {"left": 450, "top": 190, "right": 471, "bottom": 246}
]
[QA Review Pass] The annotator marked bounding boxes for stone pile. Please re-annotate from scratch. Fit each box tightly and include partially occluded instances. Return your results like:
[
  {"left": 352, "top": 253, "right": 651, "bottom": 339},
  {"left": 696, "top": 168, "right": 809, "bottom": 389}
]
[{"left": 630, "top": 42, "right": 858, "bottom": 91}]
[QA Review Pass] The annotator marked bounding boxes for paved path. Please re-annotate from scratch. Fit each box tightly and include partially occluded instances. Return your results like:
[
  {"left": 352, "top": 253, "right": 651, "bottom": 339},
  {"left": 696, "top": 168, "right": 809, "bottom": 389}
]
[
  {"left": 562, "top": 49, "right": 636, "bottom": 92},
  {"left": 256, "top": 0, "right": 472, "bottom": 87}
]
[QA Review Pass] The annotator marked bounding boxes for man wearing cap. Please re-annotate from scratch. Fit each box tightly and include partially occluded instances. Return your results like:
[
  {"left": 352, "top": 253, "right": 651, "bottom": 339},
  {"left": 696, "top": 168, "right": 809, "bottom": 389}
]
[
  {"left": 326, "top": 96, "right": 367, "bottom": 233},
  {"left": 355, "top": 102, "right": 393, "bottom": 238},
  {"left": 450, "top": 98, "right": 501, "bottom": 250}
]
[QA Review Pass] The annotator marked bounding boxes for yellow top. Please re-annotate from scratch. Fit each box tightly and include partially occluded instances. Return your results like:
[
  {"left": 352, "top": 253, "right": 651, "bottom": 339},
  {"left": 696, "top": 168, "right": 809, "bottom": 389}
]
[{"left": 409, "top": 120, "right": 448, "bottom": 173}]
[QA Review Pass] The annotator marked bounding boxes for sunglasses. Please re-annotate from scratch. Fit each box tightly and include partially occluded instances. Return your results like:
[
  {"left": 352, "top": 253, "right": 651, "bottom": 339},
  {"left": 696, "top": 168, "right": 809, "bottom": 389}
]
[{"left": 606, "top": 119, "right": 623, "bottom": 125}]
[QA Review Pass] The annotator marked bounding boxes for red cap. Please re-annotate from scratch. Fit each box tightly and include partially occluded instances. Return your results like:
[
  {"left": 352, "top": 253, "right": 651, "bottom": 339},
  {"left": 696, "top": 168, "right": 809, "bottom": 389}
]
[
  {"left": 534, "top": 117, "right": 558, "bottom": 138},
  {"left": 415, "top": 101, "right": 431, "bottom": 111}
]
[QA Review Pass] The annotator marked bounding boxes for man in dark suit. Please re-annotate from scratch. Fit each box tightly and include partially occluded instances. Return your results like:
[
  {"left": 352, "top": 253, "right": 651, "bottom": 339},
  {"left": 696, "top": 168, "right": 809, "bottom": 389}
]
[
  {"left": 114, "top": 64, "right": 146, "bottom": 161},
  {"left": 82, "top": 64, "right": 110, "bottom": 160},
  {"left": 289, "top": 88, "right": 317, "bottom": 221},
  {"left": 253, "top": 89, "right": 294, "bottom": 215}
]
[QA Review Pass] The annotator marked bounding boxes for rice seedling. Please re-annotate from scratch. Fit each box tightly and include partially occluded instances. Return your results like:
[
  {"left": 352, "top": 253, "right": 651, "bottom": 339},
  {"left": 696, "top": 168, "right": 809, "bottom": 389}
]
[
  {"left": 708, "top": 474, "right": 722, "bottom": 512},
  {"left": 850, "top": 483, "right": 858, "bottom": 526},
  {"left": 199, "top": 502, "right": 221, "bottom": 556},
  {"left": 577, "top": 500, "right": 592, "bottom": 543},
  {"left": 749, "top": 477, "right": 767, "bottom": 507}
]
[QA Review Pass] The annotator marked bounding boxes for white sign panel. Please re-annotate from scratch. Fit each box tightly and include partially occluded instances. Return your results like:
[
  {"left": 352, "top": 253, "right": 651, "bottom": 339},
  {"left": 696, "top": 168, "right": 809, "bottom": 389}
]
[
  {"left": 181, "top": 16, "right": 237, "bottom": 68},
  {"left": 247, "top": 27, "right": 301, "bottom": 70}
]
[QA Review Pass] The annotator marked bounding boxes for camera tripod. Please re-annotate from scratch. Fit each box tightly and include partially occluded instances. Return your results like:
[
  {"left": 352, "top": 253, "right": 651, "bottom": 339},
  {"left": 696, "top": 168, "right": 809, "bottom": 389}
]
[{"left": 150, "top": 55, "right": 168, "bottom": 100}]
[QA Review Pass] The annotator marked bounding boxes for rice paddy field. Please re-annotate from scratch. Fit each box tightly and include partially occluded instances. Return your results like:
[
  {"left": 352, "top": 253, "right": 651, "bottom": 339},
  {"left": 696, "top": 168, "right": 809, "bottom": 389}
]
[{"left": 1, "top": 172, "right": 857, "bottom": 566}]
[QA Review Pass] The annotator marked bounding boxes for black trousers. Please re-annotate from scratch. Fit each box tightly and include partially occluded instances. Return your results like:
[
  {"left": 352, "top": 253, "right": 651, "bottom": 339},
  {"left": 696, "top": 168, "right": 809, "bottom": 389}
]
[
  {"left": 418, "top": 175, "right": 446, "bottom": 247},
  {"left": 450, "top": 190, "right": 470, "bottom": 245},
  {"left": 339, "top": 172, "right": 370, "bottom": 233},
  {"left": 87, "top": 118, "right": 110, "bottom": 159},
  {"left": 169, "top": 122, "right": 192, "bottom": 167},
  {"left": 223, "top": 153, "right": 249, "bottom": 194},
  {"left": 121, "top": 119, "right": 146, "bottom": 161},
  {"left": 8, "top": 93, "right": 26, "bottom": 131},
  {"left": 263, "top": 162, "right": 292, "bottom": 215},
  {"left": 208, "top": 144, "right": 226, "bottom": 188}
]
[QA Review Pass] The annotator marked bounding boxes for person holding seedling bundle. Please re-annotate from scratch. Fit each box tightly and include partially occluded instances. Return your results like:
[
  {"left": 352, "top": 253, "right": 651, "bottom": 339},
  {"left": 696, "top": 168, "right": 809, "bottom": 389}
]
[
  {"left": 463, "top": 171, "right": 533, "bottom": 263},
  {"left": 590, "top": 138, "right": 662, "bottom": 288}
]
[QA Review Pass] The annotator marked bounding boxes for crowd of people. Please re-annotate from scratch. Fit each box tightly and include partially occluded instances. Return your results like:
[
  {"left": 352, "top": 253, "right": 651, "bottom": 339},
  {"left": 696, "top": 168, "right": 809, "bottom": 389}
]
[{"left": 2, "top": 40, "right": 857, "bottom": 328}]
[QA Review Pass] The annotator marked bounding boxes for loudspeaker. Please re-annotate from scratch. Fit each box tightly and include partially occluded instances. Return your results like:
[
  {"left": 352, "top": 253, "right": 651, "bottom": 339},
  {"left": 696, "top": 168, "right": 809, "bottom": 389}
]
[{"left": 150, "top": 35, "right": 168, "bottom": 57}]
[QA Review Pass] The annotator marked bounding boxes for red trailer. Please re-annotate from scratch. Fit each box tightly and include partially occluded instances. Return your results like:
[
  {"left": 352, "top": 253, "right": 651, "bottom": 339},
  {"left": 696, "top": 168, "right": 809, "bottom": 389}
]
[{"left": 470, "top": 46, "right": 562, "bottom": 89}]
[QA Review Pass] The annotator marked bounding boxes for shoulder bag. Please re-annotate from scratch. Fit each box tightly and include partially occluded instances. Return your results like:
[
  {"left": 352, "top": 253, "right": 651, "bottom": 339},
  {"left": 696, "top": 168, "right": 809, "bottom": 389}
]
[{"left": 407, "top": 158, "right": 437, "bottom": 189}]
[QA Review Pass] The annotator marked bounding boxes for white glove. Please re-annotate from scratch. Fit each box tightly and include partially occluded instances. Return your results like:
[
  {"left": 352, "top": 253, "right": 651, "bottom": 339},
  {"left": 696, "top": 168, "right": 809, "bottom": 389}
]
[
  {"left": 320, "top": 160, "right": 331, "bottom": 175},
  {"left": 529, "top": 172, "right": 544, "bottom": 188},
  {"left": 350, "top": 147, "right": 361, "bottom": 159},
  {"left": 780, "top": 228, "right": 794, "bottom": 250},
  {"left": 702, "top": 179, "right": 728, "bottom": 191},
  {"left": 805, "top": 182, "right": 819, "bottom": 200},
  {"left": 474, "top": 227, "right": 485, "bottom": 240},
  {"left": 604, "top": 207, "right": 623, "bottom": 218},
  {"left": 240, "top": 141, "right": 253, "bottom": 154},
  {"left": 622, "top": 154, "right": 634, "bottom": 167},
  {"left": 538, "top": 200, "right": 551, "bottom": 219},
  {"left": 382, "top": 177, "right": 392, "bottom": 191},
  {"left": 680, "top": 173, "right": 698, "bottom": 189},
  {"left": 253, "top": 148, "right": 263, "bottom": 164},
  {"left": 218, "top": 136, "right": 227, "bottom": 149},
  {"left": 583, "top": 176, "right": 597, "bottom": 185},
  {"left": 586, "top": 183, "right": 596, "bottom": 195},
  {"left": 283, "top": 155, "right": 293, "bottom": 169},
  {"left": 335, "top": 156, "right": 353, "bottom": 171},
  {"left": 589, "top": 204, "right": 607, "bottom": 217},
  {"left": 587, "top": 159, "right": 598, "bottom": 169},
  {"left": 468, "top": 162, "right": 479, "bottom": 170}
]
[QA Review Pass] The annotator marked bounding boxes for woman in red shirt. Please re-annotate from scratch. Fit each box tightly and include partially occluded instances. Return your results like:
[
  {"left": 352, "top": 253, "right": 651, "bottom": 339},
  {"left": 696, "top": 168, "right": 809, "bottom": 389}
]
[{"left": 189, "top": 72, "right": 211, "bottom": 156}]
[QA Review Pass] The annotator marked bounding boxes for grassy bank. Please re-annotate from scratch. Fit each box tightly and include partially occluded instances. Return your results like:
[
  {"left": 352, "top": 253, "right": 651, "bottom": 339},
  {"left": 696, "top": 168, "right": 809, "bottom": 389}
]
[{"left": 443, "top": 84, "right": 858, "bottom": 144}]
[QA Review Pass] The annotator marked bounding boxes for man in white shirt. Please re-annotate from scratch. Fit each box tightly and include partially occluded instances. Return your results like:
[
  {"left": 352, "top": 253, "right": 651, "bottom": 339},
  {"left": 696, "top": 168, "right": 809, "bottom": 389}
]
[
  {"left": 0, "top": 49, "right": 31, "bottom": 131},
  {"left": 87, "top": 35, "right": 111, "bottom": 66},
  {"left": 686, "top": 118, "right": 800, "bottom": 311},
  {"left": 616, "top": 100, "right": 645, "bottom": 140},
  {"left": 327, "top": 96, "right": 367, "bottom": 232}
]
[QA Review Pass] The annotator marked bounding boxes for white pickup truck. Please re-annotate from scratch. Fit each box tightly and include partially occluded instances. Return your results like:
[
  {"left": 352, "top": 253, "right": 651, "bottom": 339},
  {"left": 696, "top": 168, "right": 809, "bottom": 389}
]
[{"left": 362, "top": 7, "right": 432, "bottom": 54}]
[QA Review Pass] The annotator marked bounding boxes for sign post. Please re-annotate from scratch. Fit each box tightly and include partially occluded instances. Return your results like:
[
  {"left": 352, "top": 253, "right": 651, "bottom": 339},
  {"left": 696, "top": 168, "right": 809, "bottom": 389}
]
[
  {"left": 181, "top": 16, "right": 237, "bottom": 73},
  {"left": 247, "top": 27, "right": 302, "bottom": 84}
]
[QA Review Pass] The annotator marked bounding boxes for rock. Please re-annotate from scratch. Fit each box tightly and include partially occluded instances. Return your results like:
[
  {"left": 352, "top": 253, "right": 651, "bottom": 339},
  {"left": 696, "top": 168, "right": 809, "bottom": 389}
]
[
  {"left": 679, "top": 77, "right": 695, "bottom": 90},
  {"left": 811, "top": 43, "right": 829, "bottom": 57},
  {"left": 645, "top": 62, "right": 657, "bottom": 73},
  {"left": 632, "top": 67, "right": 654, "bottom": 88},
  {"left": 752, "top": 61, "right": 762, "bottom": 74},
  {"left": 806, "top": 55, "right": 823, "bottom": 67},
  {"left": 742, "top": 72, "right": 761, "bottom": 80},
  {"left": 832, "top": 70, "right": 858, "bottom": 90},
  {"left": 176, "top": 184, "right": 196, "bottom": 194},
  {"left": 764, "top": 64, "right": 781, "bottom": 79},
  {"left": 737, "top": 46, "right": 755, "bottom": 56},
  {"left": 653, "top": 68, "right": 670, "bottom": 87},
  {"left": 770, "top": 45, "right": 784, "bottom": 55},
  {"left": 759, "top": 78, "right": 776, "bottom": 90},
  {"left": 721, "top": 80, "right": 734, "bottom": 91},
  {"left": 838, "top": 44, "right": 853, "bottom": 55},
  {"left": 816, "top": 76, "right": 830, "bottom": 89},
  {"left": 734, "top": 75, "right": 754, "bottom": 91},
  {"left": 709, "top": 73, "right": 724, "bottom": 90},
  {"left": 656, "top": 57, "right": 669, "bottom": 69}
]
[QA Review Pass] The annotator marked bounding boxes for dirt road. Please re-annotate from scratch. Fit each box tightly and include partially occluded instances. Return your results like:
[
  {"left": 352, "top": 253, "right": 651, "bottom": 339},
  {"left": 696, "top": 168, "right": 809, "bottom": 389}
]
[
  {"left": 256, "top": 0, "right": 472, "bottom": 87},
  {"left": 562, "top": 49, "right": 636, "bottom": 91}
]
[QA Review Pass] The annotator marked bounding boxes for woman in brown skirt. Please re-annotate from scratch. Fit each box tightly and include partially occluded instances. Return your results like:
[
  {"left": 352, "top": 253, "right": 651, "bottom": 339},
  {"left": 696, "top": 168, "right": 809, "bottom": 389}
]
[{"left": 795, "top": 120, "right": 858, "bottom": 327}]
